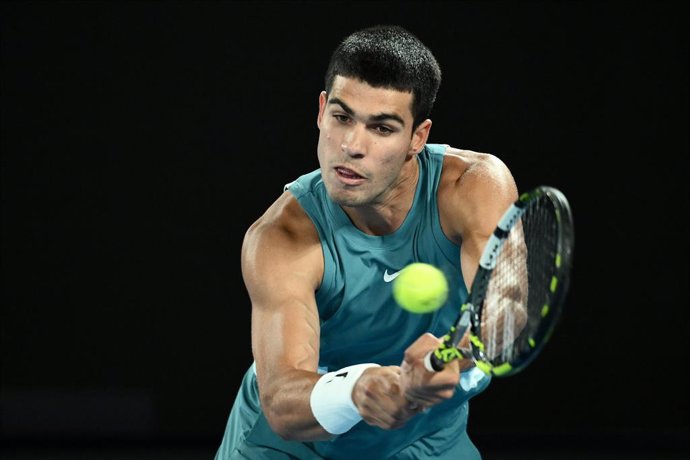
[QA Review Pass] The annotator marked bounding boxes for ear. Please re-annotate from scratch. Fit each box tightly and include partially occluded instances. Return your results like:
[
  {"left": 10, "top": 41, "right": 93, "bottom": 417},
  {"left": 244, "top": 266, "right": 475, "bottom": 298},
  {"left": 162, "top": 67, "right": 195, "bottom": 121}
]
[
  {"left": 317, "top": 91, "right": 327, "bottom": 128},
  {"left": 409, "top": 119, "right": 432, "bottom": 155}
]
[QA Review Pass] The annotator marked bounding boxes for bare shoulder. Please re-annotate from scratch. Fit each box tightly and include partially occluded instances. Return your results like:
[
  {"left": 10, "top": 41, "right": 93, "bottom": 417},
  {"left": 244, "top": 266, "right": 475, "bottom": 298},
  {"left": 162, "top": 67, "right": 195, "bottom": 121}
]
[
  {"left": 441, "top": 147, "right": 513, "bottom": 186},
  {"left": 242, "top": 191, "right": 323, "bottom": 293},
  {"left": 245, "top": 191, "right": 319, "bottom": 244},
  {"left": 438, "top": 146, "right": 518, "bottom": 241}
]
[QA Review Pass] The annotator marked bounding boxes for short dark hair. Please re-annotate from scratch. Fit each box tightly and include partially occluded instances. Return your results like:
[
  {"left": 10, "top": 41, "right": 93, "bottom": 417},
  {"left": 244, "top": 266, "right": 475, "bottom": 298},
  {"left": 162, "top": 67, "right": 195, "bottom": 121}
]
[{"left": 324, "top": 25, "right": 442, "bottom": 129}]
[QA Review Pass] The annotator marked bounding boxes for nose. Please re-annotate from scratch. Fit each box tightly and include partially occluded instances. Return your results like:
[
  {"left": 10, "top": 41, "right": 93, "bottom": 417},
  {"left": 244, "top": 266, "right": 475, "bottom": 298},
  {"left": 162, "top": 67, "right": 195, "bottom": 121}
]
[{"left": 341, "top": 125, "right": 366, "bottom": 158}]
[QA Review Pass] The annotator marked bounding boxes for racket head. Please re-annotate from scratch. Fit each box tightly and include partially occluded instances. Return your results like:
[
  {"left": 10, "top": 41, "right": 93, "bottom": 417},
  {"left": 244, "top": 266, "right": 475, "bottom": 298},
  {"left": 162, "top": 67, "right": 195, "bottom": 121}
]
[{"left": 470, "top": 186, "right": 574, "bottom": 376}]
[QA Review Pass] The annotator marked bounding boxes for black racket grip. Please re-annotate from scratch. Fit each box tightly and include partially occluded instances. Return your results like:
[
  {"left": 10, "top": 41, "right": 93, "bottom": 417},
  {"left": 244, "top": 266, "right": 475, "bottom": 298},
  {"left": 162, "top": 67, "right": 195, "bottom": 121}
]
[
  {"left": 425, "top": 309, "right": 471, "bottom": 372},
  {"left": 424, "top": 350, "right": 446, "bottom": 372}
]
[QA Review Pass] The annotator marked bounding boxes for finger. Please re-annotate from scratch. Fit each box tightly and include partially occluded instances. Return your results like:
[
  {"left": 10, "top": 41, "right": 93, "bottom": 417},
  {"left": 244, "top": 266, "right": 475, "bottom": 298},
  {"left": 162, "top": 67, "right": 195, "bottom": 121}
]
[
  {"left": 353, "top": 366, "right": 418, "bottom": 429},
  {"left": 359, "top": 394, "right": 417, "bottom": 429},
  {"left": 403, "top": 333, "right": 443, "bottom": 363}
]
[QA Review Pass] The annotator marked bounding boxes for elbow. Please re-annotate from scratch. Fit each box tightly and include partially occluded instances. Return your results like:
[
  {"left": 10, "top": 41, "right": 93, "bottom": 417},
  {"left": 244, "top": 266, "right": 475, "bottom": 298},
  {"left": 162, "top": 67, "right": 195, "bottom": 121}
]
[
  {"left": 265, "top": 414, "right": 312, "bottom": 442},
  {"left": 260, "top": 394, "right": 302, "bottom": 441},
  {"left": 264, "top": 413, "right": 297, "bottom": 441},
  {"left": 276, "top": 428, "right": 303, "bottom": 442}
]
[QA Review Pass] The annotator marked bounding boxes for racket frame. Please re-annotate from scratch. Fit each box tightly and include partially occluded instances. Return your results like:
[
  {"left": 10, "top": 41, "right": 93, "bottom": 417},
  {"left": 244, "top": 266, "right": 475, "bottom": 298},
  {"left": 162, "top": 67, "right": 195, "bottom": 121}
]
[{"left": 425, "top": 186, "right": 574, "bottom": 376}]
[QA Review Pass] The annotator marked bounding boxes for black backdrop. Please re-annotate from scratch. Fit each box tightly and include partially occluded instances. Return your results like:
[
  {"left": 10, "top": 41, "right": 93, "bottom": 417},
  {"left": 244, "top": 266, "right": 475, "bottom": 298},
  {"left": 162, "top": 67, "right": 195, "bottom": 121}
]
[{"left": 1, "top": 0, "right": 688, "bottom": 456}]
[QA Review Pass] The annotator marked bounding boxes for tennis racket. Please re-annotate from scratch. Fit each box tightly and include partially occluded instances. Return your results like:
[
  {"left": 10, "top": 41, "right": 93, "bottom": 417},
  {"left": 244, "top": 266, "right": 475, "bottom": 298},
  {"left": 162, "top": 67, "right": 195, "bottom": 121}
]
[{"left": 425, "top": 185, "right": 574, "bottom": 376}]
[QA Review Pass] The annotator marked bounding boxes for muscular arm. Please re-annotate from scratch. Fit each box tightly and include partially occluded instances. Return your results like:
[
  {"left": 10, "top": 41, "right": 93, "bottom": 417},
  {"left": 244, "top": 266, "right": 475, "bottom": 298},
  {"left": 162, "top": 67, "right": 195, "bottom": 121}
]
[
  {"left": 401, "top": 148, "right": 519, "bottom": 407},
  {"left": 245, "top": 191, "right": 419, "bottom": 440},
  {"left": 438, "top": 147, "right": 519, "bottom": 286},
  {"left": 440, "top": 147, "right": 526, "bottom": 357},
  {"left": 243, "top": 191, "right": 328, "bottom": 440}
]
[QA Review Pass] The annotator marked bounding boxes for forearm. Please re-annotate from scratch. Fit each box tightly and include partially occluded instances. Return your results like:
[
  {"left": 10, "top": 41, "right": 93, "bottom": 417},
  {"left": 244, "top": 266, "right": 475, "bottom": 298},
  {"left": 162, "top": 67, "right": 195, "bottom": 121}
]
[
  {"left": 260, "top": 363, "right": 411, "bottom": 440},
  {"left": 259, "top": 368, "right": 331, "bottom": 441}
]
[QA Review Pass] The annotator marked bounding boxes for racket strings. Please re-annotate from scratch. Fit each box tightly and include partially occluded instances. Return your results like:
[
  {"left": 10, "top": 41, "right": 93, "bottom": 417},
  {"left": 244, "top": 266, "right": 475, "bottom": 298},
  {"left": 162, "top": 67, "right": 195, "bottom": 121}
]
[{"left": 479, "top": 196, "right": 560, "bottom": 366}]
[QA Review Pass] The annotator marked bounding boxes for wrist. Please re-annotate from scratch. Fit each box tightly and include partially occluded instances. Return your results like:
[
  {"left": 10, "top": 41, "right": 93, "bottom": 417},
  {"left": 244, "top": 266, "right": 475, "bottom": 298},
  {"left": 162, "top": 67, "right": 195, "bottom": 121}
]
[{"left": 309, "top": 363, "right": 380, "bottom": 435}]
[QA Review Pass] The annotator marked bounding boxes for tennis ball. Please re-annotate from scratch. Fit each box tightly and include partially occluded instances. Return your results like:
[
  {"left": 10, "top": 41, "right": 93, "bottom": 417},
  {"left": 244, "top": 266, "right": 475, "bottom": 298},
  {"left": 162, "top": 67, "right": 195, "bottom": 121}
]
[{"left": 392, "top": 263, "right": 448, "bottom": 314}]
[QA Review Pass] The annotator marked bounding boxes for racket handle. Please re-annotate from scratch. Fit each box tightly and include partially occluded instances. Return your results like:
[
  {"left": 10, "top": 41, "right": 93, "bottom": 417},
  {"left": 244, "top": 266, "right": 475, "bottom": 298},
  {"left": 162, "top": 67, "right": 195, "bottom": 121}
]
[
  {"left": 424, "top": 351, "right": 445, "bottom": 372},
  {"left": 425, "top": 309, "right": 471, "bottom": 372}
]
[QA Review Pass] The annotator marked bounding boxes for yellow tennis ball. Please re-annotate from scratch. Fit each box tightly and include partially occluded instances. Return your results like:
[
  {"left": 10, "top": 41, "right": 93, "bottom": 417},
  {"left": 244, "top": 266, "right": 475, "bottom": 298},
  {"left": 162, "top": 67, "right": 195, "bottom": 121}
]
[{"left": 392, "top": 263, "right": 449, "bottom": 314}]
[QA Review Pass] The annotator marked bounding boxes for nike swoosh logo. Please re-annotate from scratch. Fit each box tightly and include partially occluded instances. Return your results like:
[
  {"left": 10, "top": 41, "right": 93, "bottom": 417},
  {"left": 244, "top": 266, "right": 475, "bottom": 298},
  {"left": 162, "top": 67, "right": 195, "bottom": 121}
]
[
  {"left": 326, "top": 371, "right": 348, "bottom": 384},
  {"left": 383, "top": 269, "right": 401, "bottom": 283}
]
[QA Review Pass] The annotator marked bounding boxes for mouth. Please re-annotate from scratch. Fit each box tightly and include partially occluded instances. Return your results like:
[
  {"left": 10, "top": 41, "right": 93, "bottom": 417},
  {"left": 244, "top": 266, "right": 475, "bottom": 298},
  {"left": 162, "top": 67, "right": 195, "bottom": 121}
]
[{"left": 335, "top": 166, "right": 365, "bottom": 185}]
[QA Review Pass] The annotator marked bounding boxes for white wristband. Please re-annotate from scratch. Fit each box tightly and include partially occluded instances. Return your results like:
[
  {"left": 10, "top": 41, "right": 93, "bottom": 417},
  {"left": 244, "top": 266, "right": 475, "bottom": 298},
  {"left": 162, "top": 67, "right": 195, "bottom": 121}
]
[{"left": 309, "top": 363, "right": 380, "bottom": 435}]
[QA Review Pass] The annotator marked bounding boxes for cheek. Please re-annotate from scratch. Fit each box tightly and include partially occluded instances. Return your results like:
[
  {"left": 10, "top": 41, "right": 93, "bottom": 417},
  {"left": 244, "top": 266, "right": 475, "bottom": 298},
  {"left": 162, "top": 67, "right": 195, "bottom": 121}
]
[
  {"left": 380, "top": 148, "right": 406, "bottom": 167},
  {"left": 316, "top": 131, "right": 334, "bottom": 164},
  {"left": 318, "top": 123, "right": 336, "bottom": 144}
]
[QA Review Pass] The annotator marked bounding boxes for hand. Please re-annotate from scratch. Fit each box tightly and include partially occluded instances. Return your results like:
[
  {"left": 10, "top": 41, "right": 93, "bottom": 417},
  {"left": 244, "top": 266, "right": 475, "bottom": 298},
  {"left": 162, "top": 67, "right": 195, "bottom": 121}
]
[
  {"left": 351, "top": 366, "right": 422, "bottom": 430},
  {"left": 400, "top": 333, "right": 473, "bottom": 409}
]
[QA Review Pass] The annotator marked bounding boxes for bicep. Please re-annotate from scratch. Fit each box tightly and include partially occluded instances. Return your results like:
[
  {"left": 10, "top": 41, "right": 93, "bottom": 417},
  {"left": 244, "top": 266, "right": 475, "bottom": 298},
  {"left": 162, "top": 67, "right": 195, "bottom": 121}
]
[{"left": 241, "top": 211, "right": 324, "bottom": 387}]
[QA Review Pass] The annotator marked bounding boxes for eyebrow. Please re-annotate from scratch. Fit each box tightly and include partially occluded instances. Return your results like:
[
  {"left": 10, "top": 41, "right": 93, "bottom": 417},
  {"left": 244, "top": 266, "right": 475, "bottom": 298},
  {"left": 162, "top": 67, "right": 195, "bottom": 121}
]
[{"left": 328, "top": 97, "right": 406, "bottom": 126}]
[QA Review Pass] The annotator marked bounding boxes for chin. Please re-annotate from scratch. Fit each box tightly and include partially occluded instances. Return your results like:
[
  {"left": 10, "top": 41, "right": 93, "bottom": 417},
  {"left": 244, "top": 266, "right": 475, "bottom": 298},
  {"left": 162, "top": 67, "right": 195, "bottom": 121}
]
[
  {"left": 326, "top": 187, "right": 365, "bottom": 208},
  {"left": 329, "top": 191, "right": 361, "bottom": 207},
  {"left": 323, "top": 174, "right": 372, "bottom": 207}
]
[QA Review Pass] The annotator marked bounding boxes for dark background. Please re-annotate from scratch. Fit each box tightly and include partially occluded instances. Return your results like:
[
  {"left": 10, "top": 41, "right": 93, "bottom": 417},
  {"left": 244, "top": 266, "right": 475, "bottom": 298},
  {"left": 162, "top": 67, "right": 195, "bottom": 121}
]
[{"left": 1, "top": 1, "right": 687, "bottom": 459}]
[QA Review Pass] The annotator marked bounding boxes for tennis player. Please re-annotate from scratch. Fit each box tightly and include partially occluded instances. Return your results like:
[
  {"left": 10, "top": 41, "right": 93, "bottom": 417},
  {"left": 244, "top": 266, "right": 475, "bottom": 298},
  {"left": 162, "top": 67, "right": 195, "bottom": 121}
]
[{"left": 215, "top": 25, "right": 518, "bottom": 459}]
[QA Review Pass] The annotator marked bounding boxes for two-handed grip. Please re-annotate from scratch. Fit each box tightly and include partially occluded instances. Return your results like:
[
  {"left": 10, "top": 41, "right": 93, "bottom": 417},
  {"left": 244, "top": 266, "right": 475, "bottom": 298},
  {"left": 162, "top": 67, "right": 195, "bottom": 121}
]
[{"left": 423, "top": 309, "right": 472, "bottom": 372}]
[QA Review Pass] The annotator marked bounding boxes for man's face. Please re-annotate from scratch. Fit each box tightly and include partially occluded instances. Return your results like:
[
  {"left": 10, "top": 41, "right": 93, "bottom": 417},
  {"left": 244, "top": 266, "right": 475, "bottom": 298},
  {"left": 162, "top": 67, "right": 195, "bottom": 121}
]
[{"left": 316, "top": 76, "right": 429, "bottom": 208}]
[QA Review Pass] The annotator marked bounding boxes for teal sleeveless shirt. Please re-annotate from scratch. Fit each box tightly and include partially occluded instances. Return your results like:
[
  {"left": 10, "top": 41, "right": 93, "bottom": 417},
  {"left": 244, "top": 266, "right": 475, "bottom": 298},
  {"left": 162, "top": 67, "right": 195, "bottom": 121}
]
[{"left": 215, "top": 144, "right": 491, "bottom": 460}]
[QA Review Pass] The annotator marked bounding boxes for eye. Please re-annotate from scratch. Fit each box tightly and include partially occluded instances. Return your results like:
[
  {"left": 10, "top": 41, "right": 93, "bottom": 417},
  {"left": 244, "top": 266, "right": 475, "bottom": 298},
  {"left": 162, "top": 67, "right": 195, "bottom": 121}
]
[
  {"left": 333, "top": 114, "right": 350, "bottom": 123},
  {"left": 373, "top": 125, "right": 394, "bottom": 135}
]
